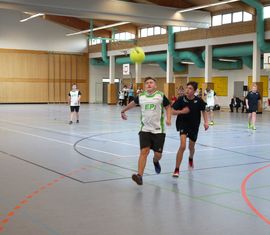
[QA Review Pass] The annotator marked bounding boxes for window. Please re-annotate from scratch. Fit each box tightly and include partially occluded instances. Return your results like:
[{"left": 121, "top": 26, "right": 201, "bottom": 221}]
[
  {"left": 161, "top": 28, "right": 166, "bottom": 34},
  {"left": 265, "top": 6, "right": 270, "bottom": 19},
  {"left": 212, "top": 11, "right": 252, "bottom": 26},
  {"left": 212, "top": 15, "right": 222, "bottom": 26},
  {"left": 154, "top": 26, "right": 161, "bottom": 35},
  {"left": 139, "top": 26, "right": 166, "bottom": 38},
  {"left": 233, "top": 11, "right": 242, "bottom": 23},
  {"left": 173, "top": 26, "right": 181, "bottom": 33},
  {"left": 222, "top": 13, "right": 232, "bottom": 24},
  {"left": 181, "top": 26, "right": 189, "bottom": 31},
  {"left": 148, "top": 27, "right": 154, "bottom": 36},
  {"left": 114, "top": 32, "right": 135, "bottom": 40},
  {"left": 243, "top": 12, "right": 252, "bottom": 21},
  {"left": 90, "top": 38, "right": 102, "bottom": 45},
  {"left": 140, "top": 28, "right": 147, "bottom": 37}
]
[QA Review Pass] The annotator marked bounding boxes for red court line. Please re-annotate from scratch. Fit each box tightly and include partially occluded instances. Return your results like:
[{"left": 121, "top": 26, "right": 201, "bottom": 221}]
[
  {"left": 241, "top": 164, "right": 270, "bottom": 225},
  {"left": 0, "top": 166, "right": 89, "bottom": 232}
]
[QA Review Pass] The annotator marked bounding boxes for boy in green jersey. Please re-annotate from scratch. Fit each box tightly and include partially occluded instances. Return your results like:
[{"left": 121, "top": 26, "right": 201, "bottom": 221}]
[{"left": 121, "top": 77, "right": 171, "bottom": 185}]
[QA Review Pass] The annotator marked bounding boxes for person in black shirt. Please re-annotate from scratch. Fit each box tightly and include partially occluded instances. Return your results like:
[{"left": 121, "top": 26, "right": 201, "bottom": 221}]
[
  {"left": 172, "top": 81, "right": 209, "bottom": 177},
  {"left": 245, "top": 84, "right": 261, "bottom": 130},
  {"left": 229, "top": 96, "right": 241, "bottom": 112}
]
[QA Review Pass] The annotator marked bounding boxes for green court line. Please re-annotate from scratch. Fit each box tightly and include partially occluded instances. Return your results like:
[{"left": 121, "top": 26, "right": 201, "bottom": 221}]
[
  {"left": 73, "top": 157, "right": 268, "bottom": 219},
  {"left": 145, "top": 181, "right": 256, "bottom": 217}
]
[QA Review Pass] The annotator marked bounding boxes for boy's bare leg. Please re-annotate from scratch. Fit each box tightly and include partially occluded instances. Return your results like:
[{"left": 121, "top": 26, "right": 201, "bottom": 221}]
[
  {"left": 175, "top": 134, "right": 187, "bottom": 169},
  {"left": 188, "top": 140, "right": 195, "bottom": 159},
  {"left": 138, "top": 147, "right": 150, "bottom": 176}
]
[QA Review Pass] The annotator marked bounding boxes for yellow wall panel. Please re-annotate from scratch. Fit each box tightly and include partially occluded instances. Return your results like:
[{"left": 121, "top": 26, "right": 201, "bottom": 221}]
[
  {"left": 212, "top": 76, "right": 228, "bottom": 96},
  {"left": 248, "top": 76, "right": 268, "bottom": 97},
  {"left": 188, "top": 77, "right": 204, "bottom": 89}
]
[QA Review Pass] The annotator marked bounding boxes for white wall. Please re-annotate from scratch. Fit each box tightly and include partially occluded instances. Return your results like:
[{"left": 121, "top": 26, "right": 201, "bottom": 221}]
[{"left": 0, "top": 9, "right": 88, "bottom": 52}]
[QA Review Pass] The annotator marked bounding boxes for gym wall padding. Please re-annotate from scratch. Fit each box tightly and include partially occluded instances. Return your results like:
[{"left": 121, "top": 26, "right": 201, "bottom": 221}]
[{"left": 0, "top": 49, "right": 89, "bottom": 103}]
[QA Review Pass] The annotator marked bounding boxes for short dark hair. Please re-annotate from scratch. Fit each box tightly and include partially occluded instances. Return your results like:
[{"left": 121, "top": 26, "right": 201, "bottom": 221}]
[
  {"left": 144, "top": 77, "right": 156, "bottom": 83},
  {"left": 186, "top": 81, "right": 198, "bottom": 91}
]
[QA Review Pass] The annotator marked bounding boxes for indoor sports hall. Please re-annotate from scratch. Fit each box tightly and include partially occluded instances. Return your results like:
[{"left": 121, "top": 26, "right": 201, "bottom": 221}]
[{"left": 0, "top": 1, "right": 270, "bottom": 235}]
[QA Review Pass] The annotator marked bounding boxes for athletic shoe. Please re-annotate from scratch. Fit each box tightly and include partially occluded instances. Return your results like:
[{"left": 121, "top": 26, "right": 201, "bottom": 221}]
[
  {"left": 188, "top": 158, "right": 194, "bottom": 168},
  {"left": 209, "top": 121, "right": 214, "bottom": 125},
  {"left": 69, "top": 121, "right": 73, "bottom": 125},
  {"left": 153, "top": 158, "right": 161, "bottom": 174},
  {"left": 76, "top": 120, "right": 79, "bottom": 123},
  {"left": 252, "top": 125, "right": 256, "bottom": 130},
  {"left": 172, "top": 168, "right": 180, "bottom": 178},
  {"left": 248, "top": 123, "right": 251, "bottom": 129},
  {"left": 132, "top": 174, "right": 143, "bottom": 185}
]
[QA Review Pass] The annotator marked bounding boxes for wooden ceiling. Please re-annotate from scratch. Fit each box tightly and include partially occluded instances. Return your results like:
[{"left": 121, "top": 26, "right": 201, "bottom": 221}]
[{"left": 42, "top": 0, "right": 270, "bottom": 39}]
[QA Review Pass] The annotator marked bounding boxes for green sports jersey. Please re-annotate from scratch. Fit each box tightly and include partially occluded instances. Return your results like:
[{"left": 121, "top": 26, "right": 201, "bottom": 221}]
[{"left": 134, "top": 91, "right": 170, "bottom": 134}]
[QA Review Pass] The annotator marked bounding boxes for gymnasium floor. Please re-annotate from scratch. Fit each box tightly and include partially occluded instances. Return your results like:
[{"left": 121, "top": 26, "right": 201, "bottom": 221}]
[{"left": 0, "top": 104, "right": 269, "bottom": 235}]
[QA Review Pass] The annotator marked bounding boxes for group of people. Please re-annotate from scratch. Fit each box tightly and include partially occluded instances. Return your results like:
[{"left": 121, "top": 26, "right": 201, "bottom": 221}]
[
  {"left": 67, "top": 81, "right": 260, "bottom": 185},
  {"left": 118, "top": 85, "right": 142, "bottom": 106},
  {"left": 121, "top": 77, "right": 208, "bottom": 185},
  {"left": 120, "top": 78, "right": 261, "bottom": 185}
]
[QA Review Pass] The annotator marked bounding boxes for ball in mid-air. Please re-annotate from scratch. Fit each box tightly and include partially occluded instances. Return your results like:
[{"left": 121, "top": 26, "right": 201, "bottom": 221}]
[{"left": 130, "top": 47, "right": 145, "bottom": 64}]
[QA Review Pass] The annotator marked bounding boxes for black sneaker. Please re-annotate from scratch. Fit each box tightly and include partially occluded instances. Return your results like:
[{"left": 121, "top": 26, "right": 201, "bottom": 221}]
[
  {"left": 76, "top": 120, "right": 79, "bottom": 123},
  {"left": 132, "top": 174, "right": 143, "bottom": 185},
  {"left": 153, "top": 159, "right": 161, "bottom": 174},
  {"left": 69, "top": 121, "right": 73, "bottom": 125}
]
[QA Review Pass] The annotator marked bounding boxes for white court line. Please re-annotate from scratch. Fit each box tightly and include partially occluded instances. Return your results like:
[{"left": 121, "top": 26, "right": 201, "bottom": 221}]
[
  {"left": 0, "top": 126, "right": 125, "bottom": 158},
  {"left": 1, "top": 126, "right": 270, "bottom": 163},
  {"left": 0, "top": 119, "right": 136, "bottom": 138}
]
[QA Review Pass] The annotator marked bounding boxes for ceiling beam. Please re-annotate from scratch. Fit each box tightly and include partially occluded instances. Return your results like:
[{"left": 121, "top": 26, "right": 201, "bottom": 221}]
[
  {"left": 0, "top": 0, "right": 211, "bottom": 28},
  {"left": 43, "top": 15, "right": 111, "bottom": 38}
]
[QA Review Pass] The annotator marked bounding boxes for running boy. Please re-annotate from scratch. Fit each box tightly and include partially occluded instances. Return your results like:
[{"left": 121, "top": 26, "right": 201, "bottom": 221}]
[
  {"left": 246, "top": 83, "right": 261, "bottom": 130},
  {"left": 172, "top": 81, "right": 209, "bottom": 177},
  {"left": 121, "top": 77, "right": 171, "bottom": 185}
]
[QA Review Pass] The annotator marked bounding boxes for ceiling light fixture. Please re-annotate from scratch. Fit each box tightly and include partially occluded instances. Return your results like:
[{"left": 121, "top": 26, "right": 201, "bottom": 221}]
[
  {"left": 178, "top": 0, "right": 240, "bottom": 13},
  {"left": 219, "top": 58, "right": 238, "bottom": 62},
  {"left": 20, "top": 13, "right": 44, "bottom": 22},
  {"left": 66, "top": 21, "right": 130, "bottom": 36},
  {"left": 181, "top": 61, "right": 195, "bottom": 65}
]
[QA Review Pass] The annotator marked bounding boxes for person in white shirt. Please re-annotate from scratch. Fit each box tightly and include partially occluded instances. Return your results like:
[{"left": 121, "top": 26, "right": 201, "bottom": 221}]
[
  {"left": 204, "top": 87, "right": 217, "bottom": 125},
  {"left": 121, "top": 77, "right": 171, "bottom": 185},
  {"left": 68, "top": 84, "right": 81, "bottom": 124}
]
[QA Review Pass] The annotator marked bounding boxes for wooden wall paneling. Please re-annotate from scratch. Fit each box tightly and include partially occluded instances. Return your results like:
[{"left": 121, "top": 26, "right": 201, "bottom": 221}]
[
  {"left": 0, "top": 49, "right": 89, "bottom": 103},
  {"left": 48, "top": 54, "right": 55, "bottom": 103},
  {"left": 60, "top": 54, "right": 66, "bottom": 102},
  {"left": 156, "top": 77, "right": 165, "bottom": 92},
  {"left": 65, "top": 55, "right": 72, "bottom": 94},
  {"left": 54, "top": 54, "right": 61, "bottom": 103},
  {"left": 175, "top": 76, "right": 187, "bottom": 95},
  {"left": 71, "top": 55, "right": 77, "bottom": 85}
]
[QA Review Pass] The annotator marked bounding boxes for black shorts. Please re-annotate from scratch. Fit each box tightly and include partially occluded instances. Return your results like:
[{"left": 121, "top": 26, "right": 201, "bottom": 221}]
[
  {"left": 178, "top": 126, "right": 199, "bottom": 142},
  {"left": 247, "top": 105, "right": 258, "bottom": 113},
  {"left": 70, "top": 106, "right": 80, "bottom": 112},
  {"left": 139, "top": 131, "right": 166, "bottom": 153}
]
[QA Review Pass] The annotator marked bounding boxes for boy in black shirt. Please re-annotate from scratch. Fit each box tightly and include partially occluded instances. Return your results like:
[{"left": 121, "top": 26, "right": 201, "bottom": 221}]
[
  {"left": 172, "top": 81, "right": 209, "bottom": 177},
  {"left": 245, "top": 84, "right": 261, "bottom": 130}
]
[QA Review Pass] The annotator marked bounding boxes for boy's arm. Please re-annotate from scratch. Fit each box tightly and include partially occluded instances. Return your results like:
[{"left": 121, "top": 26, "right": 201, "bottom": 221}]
[
  {"left": 202, "top": 111, "right": 209, "bottom": 130},
  {"left": 172, "top": 107, "right": 190, "bottom": 115},
  {"left": 121, "top": 101, "right": 137, "bottom": 120},
  {"left": 164, "top": 105, "right": 171, "bottom": 126},
  {"left": 245, "top": 97, "right": 249, "bottom": 108}
]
